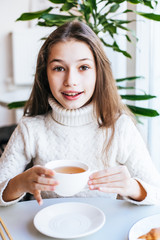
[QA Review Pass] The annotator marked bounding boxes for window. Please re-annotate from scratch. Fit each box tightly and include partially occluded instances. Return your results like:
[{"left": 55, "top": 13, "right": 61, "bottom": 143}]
[{"left": 136, "top": 4, "right": 160, "bottom": 168}]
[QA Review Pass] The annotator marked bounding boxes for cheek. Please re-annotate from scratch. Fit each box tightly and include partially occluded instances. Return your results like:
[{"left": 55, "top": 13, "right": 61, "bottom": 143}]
[
  {"left": 86, "top": 75, "right": 96, "bottom": 91},
  {"left": 47, "top": 73, "right": 59, "bottom": 89},
  {"left": 48, "top": 79, "right": 57, "bottom": 95}
]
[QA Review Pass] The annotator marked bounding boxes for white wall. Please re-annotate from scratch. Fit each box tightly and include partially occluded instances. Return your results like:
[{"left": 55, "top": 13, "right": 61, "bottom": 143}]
[
  {"left": 0, "top": 0, "right": 52, "bottom": 126},
  {"left": 0, "top": 0, "right": 30, "bottom": 126}
]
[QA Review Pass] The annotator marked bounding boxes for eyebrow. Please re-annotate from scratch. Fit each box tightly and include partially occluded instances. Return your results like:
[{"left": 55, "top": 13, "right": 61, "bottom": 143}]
[{"left": 49, "top": 58, "right": 94, "bottom": 64}]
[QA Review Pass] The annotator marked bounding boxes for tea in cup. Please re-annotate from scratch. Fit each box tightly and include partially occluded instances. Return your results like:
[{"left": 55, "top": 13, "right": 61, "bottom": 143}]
[{"left": 45, "top": 160, "right": 90, "bottom": 196}]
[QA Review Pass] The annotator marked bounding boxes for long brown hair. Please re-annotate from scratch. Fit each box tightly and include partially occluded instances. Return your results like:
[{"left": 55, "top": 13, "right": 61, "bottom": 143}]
[{"left": 24, "top": 20, "right": 132, "bottom": 151}]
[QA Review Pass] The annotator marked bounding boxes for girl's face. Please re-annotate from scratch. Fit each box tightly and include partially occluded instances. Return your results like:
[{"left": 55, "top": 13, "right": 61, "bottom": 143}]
[{"left": 47, "top": 40, "right": 96, "bottom": 109}]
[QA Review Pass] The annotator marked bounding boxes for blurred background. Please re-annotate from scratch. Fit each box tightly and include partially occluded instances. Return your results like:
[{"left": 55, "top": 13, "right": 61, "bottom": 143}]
[{"left": 0, "top": 0, "right": 160, "bottom": 168}]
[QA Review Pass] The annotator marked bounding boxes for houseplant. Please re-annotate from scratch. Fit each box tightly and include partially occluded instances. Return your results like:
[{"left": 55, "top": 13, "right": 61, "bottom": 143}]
[{"left": 10, "top": 0, "right": 160, "bottom": 119}]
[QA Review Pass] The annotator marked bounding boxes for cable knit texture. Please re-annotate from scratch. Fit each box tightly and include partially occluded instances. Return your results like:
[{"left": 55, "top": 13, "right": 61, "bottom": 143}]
[{"left": 1, "top": 98, "right": 160, "bottom": 206}]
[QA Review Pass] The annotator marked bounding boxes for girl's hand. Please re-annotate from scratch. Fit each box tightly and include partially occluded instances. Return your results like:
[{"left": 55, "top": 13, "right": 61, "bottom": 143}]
[
  {"left": 20, "top": 165, "right": 58, "bottom": 205},
  {"left": 88, "top": 166, "right": 146, "bottom": 201},
  {"left": 3, "top": 165, "right": 58, "bottom": 205}
]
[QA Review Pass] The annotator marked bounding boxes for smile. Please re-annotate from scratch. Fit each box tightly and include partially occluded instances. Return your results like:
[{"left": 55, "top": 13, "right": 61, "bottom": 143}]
[
  {"left": 63, "top": 92, "right": 82, "bottom": 96},
  {"left": 62, "top": 91, "right": 84, "bottom": 100}
]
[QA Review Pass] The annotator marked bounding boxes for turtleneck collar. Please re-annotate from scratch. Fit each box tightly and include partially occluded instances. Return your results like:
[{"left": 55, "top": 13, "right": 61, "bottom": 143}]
[{"left": 48, "top": 97, "right": 96, "bottom": 126}]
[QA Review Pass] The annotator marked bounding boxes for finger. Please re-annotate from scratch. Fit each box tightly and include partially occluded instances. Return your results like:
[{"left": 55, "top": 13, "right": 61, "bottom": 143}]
[
  {"left": 34, "top": 165, "right": 55, "bottom": 177},
  {"left": 88, "top": 173, "right": 122, "bottom": 185},
  {"left": 33, "top": 182, "right": 56, "bottom": 192},
  {"left": 89, "top": 167, "right": 123, "bottom": 180},
  {"left": 89, "top": 184, "right": 125, "bottom": 196},
  {"left": 33, "top": 190, "right": 43, "bottom": 205},
  {"left": 36, "top": 175, "right": 59, "bottom": 186},
  {"left": 89, "top": 181, "right": 124, "bottom": 190}
]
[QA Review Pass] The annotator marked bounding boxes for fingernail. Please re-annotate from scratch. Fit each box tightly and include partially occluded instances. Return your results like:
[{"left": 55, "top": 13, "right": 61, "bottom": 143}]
[
  {"left": 89, "top": 185, "right": 94, "bottom": 190},
  {"left": 88, "top": 180, "right": 92, "bottom": 185},
  {"left": 38, "top": 200, "right": 43, "bottom": 206},
  {"left": 51, "top": 170, "right": 55, "bottom": 176}
]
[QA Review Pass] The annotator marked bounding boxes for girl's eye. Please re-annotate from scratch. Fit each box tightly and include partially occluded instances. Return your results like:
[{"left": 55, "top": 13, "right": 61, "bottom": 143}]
[
  {"left": 79, "top": 65, "right": 89, "bottom": 71},
  {"left": 53, "top": 66, "right": 65, "bottom": 72}
]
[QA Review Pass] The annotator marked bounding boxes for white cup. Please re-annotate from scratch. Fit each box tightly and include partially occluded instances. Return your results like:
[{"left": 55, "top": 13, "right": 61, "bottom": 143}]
[{"left": 45, "top": 160, "right": 90, "bottom": 197}]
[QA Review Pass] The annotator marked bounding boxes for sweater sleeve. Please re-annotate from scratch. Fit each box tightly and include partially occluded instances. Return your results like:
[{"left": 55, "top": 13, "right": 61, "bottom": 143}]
[
  {"left": 0, "top": 118, "right": 33, "bottom": 206},
  {"left": 116, "top": 115, "right": 160, "bottom": 205}
]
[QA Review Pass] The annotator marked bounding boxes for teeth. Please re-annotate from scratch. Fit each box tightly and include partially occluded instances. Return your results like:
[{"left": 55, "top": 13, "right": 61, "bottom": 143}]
[{"left": 64, "top": 93, "right": 79, "bottom": 96}]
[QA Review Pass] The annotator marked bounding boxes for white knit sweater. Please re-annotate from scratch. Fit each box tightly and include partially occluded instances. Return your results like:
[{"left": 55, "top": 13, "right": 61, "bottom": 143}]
[{"left": 1, "top": 98, "right": 160, "bottom": 206}]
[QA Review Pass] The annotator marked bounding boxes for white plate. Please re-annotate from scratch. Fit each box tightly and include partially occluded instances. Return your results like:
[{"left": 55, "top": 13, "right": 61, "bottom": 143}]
[
  {"left": 34, "top": 202, "right": 105, "bottom": 239},
  {"left": 129, "top": 213, "right": 160, "bottom": 240}
]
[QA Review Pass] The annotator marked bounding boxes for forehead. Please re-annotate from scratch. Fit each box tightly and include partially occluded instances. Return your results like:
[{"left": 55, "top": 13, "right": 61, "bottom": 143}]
[{"left": 48, "top": 40, "right": 94, "bottom": 61}]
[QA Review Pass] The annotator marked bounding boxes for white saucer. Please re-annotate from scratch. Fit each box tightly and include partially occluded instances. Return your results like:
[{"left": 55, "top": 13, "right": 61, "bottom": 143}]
[
  {"left": 129, "top": 213, "right": 160, "bottom": 240},
  {"left": 33, "top": 202, "right": 105, "bottom": 239}
]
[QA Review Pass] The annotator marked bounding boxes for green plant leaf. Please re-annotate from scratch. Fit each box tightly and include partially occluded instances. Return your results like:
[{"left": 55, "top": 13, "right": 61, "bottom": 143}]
[
  {"left": 128, "top": 0, "right": 158, "bottom": 8},
  {"left": 110, "top": 19, "right": 134, "bottom": 25},
  {"left": 116, "top": 76, "right": 143, "bottom": 82},
  {"left": 101, "top": 38, "right": 132, "bottom": 58},
  {"left": 38, "top": 13, "right": 78, "bottom": 26},
  {"left": 142, "top": 1, "right": 154, "bottom": 9},
  {"left": 61, "top": 2, "right": 76, "bottom": 11},
  {"left": 128, "top": 0, "right": 156, "bottom": 6},
  {"left": 67, "top": 0, "right": 77, "bottom": 2},
  {"left": 48, "top": 0, "right": 66, "bottom": 3},
  {"left": 113, "top": 41, "right": 132, "bottom": 58},
  {"left": 107, "top": 0, "right": 125, "bottom": 3},
  {"left": 16, "top": 7, "right": 53, "bottom": 21},
  {"left": 118, "top": 86, "right": 135, "bottom": 90},
  {"left": 123, "top": 9, "right": 134, "bottom": 14},
  {"left": 136, "top": 12, "right": 160, "bottom": 21},
  {"left": 102, "top": 23, "right": 117, "bottom": 34},
  {"left": 121, "top": 94, "right": 156, "bottom": 101},
  {"left": 107, "top": 3, "right": 120, "bottom": 14},
  {"left": 125, "top": 34, "right": 132, "bottom": 42},
  {"left": 38, "top": 21, "right": 56, "bottom": 27},
  {"left": 79, "top": 3, "right": 91, "bottom": 22},
  {"left": 128, "top": 0, "right": 142, "bottom": 4},
  {"left": 88, "top": 0, "right": 97, "bottom": 11},
  {"left": 127, "top": 105, "right": 159, "bottom": 117},
  {"left": 8, "top": 101, "right": 26, "bottom": 109}
]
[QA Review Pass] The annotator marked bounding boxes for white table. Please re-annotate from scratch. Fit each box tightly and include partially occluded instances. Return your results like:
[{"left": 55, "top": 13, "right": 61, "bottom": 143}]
[{"left": 1, "top": 198, "right": 160, "bottom": 240}]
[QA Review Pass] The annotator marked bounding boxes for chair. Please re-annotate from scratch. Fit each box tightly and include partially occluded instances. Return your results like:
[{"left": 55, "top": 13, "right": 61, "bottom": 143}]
[{"left": 0, "top": 124, "right": 17, "bottom": 157}]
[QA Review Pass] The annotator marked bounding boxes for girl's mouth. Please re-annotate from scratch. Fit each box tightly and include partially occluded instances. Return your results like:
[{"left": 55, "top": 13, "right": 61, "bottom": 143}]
[{"left": 62, "top": 91, "right": 84, "bottom": 100}]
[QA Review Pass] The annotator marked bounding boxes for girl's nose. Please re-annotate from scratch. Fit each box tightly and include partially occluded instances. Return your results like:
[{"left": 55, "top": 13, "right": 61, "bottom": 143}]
[{"left": 63, "top": 69, "right": 78, "bottom": 87}]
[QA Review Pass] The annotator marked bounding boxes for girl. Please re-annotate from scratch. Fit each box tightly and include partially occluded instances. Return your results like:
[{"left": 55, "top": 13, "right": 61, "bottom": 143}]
[{"left": 0, "top": 20, "right": 160, "bottom": 206}]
